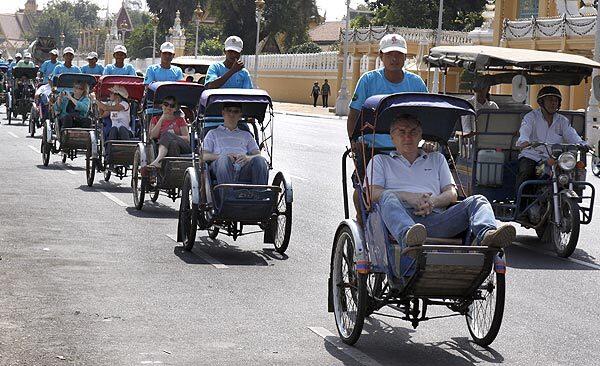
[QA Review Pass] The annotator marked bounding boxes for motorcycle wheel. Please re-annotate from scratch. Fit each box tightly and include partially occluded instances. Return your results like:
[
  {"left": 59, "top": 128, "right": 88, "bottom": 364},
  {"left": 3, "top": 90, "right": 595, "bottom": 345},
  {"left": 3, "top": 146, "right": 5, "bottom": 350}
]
[{"left": 551, "top": 199, "right": 580, "bottom": 258}]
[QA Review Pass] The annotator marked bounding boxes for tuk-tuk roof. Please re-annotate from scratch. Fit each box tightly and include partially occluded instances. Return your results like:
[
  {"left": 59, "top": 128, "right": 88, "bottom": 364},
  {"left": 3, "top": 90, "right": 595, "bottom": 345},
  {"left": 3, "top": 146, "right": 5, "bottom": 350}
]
[
  {"left": 53, "top": 73, "right": 98, "bottom": 88},
  {"left": 199, "top": 88, "right": 272, "bottom": 121},
  {"left": 96, "top": 75, "right": 145, "bottom": 101},
  {"left": 354, "top": 93, "right": 475, "bottom": 142},
  {"left": 172, "top": 57, "right": 214, "bottom": 75},
  {"left": 427, "top": 45, "right": 600, "bottom": 71},
  {"left": 146, "top": 81, "right": 205, "bottom": 108}
]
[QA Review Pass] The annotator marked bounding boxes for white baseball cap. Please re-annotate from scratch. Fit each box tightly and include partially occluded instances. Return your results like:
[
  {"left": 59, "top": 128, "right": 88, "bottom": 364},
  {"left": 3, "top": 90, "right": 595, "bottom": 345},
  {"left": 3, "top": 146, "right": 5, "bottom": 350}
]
[
  {"left": 160, "top": 42, "right": 175, "bottom": 54},
  {"left": 23, "top": 52, "right": 31, "bottom": 58},
  {"left": 49, "top": 49, "right": 59, "bottom": 56},
  {"left": 15, "top": 52, "right": 22, "bottom": 58},
  {"left": 63, "top": 47, "right": 75, "bottom": 55},
  {"left": 86, "top": 51, "right": 98, "bottom": 60},
  {"left": 224, "top": 36, "right": 243, "bottom": 53},
  {"left": 113, "top": 45, "right": 127, "bottom": 54},
  {"left": 379, "top": 34, "right": 407, "bottom": 54}
]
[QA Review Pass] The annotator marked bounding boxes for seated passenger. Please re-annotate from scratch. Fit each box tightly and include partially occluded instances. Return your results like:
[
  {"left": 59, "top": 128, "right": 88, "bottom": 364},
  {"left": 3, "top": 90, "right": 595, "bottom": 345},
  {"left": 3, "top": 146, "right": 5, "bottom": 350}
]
[
  {"left": 515, "top": 86, "right": 587, "bottom": 193},
  {"left": 55, "top": 81, "right": 92, "bottom": 134},
  {"left": 365, "top": 113, "right": 515, "bottom": 248},
  {"left": 142, "top": 96, "right": 191, "bottom": 175},
  {"left": 94, "top": 86, "right": 133, "bottom": 162},
  {"left": 461, "top": 80, "right": 499, "bottom": 135},
  {"left": 202, "top": 102, "right": 268, "bottom": 185}
]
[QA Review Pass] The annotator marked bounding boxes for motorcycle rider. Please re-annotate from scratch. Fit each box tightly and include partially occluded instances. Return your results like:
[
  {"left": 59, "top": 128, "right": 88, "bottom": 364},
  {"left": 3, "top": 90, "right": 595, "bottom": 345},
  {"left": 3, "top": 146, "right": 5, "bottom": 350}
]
[{"left": 515, "top": 86, "right": 588, "bottom": 208}]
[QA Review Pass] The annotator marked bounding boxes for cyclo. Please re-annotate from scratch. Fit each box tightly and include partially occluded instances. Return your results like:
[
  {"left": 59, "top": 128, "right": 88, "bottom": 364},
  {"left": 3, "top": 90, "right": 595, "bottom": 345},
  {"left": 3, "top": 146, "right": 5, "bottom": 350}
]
[
  {"left": 85, "top": 75, "right": 145, "bottom": 186},
  {"left": 131, "top": 81, "right": 205, "bottom": 209},
  {"left": 329, "top": 93, "right": 506, "bottom": 346},
  {"left": 41, "top": 73, "right": 97, "bottom": 166},
  {"left": 6, "top": 66, "right": 38, "bottom": 125},
  {"left": 177, "top": 89, "right": 293, "bottom": 254},
  {"left": 426, "top": 45, "right": 600, "bottom": 257}
]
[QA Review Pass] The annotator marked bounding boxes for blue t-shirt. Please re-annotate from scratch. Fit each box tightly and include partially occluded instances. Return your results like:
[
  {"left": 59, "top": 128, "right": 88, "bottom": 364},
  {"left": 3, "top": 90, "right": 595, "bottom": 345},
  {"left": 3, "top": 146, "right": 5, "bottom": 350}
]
[
  {"left": 40, "top": 60, "right": 61, "bottom": 83},
  {"left": 205, "top": 62, "right": 253, "bottom": 89},
  {"left": 144, "top": 64, "right": 183, "bottom": 84},
  {"left": 349, "top": 69, "right": 428, "bottom": 110},
  {"left": 51, "top": 64, "right": 82, "bottom": 78},
  {"left": 103, "top": 63, "right": 137, "bottom": 76},
  {"left": 81, "top": 64, "right": 104, "bottom": 75}
]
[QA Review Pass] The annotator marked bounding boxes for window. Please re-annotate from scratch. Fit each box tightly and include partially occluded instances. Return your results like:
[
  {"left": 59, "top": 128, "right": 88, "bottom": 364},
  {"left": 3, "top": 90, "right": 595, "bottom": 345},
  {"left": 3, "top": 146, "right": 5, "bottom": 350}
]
[{"left": 518, "top": 0, "right": 539, "bottom": 19}]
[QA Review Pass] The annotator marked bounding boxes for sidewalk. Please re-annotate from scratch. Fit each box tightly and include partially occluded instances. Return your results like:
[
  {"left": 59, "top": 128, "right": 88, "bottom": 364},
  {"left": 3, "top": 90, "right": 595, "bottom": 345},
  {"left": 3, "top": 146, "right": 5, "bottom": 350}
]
[{"left": 272, "top": 101, "right": 344, "bottom": 120}]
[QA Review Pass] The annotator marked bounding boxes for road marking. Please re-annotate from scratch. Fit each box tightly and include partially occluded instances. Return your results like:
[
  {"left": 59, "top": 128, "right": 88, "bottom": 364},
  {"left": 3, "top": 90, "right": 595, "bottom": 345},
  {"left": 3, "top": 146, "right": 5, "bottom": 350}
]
[
  {"left": 28, "top": 144, "right": 40, "bottom": 154},
  {"left": 7, "top": 132, "right": 19, "bottom": 138},
  {"left": 99, "top": 190, "right": 128, "bottom": 207},
  {"left": 166, "top": 234, "right": 228, "bottom": 269},
  {"left": 511, "top": 242, "right": 600, "bottom": 270},
  {"left": 290, "top": 174, "right": 308, "bottom": 182},
  {"left": 308, "top": 327, "right": 384, "bottom": 366},
  {"left": 288, "top": 141, "right": 315, "bottom": 148}
]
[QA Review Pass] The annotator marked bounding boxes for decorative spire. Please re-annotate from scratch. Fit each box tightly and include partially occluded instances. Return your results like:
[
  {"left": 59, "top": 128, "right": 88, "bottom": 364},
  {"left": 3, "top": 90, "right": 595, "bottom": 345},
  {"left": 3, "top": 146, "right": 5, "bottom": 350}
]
[
  {"left": 481, "top": 0, "right": 496, "bottom": 29},
  {"left": 579, "top": 0, "right": 598, "bottom": 16}
]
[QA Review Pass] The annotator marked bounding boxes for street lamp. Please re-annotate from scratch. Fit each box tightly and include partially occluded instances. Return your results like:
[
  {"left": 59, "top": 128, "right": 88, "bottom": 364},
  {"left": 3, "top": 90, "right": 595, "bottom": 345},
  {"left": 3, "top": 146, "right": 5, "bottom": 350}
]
[
  {"left": 334, "top": 0, "right": 351, "bottom": 116},
  {"left": 95, "top": 28, "right": 101, "bottom": 53},
  {"left": 60, "top": 32, "right": 65, "bottom": 49},
  {"left": 431, "top": 0, "right": 444, "bottom": 93},
  {"left": 254, "top": 0, "right": 265, "bottom": 87},
  {"left": 194, "top": 4, "right": 204, "bottom": 59},
  {"left": 150, "top": 14, "right": 159, "bottom": 64}
]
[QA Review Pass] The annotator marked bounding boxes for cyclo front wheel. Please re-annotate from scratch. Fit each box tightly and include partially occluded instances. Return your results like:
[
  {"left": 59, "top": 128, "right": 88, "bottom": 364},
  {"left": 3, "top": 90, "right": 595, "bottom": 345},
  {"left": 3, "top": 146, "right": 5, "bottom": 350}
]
[
  {"left": 132, "top": 149, "right": 147, "bottom": 210},
  {"left": 551, "top": 198, "right": 580, "bottom": 258},
  {"left": 332, "top": 226, "right": 367, "bottom": 345},
  {"left": 466, "top": 261, "right": 505, "bottom": 347},
  {"left": 272, "top": 173, "right": 292, "bottom": 254},
  {"left": 85, "top": 148, "right": 96, "bottom": 187},
  {"left": 41, "top": 125, "right": 50, "bottom": 166},
  {"left": 179, "top": 173, "right": 198, "bottom": 251}
]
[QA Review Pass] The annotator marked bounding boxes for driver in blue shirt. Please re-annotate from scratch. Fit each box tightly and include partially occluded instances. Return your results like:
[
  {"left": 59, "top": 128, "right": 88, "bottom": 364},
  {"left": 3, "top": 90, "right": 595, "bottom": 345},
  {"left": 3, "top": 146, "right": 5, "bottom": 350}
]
[
  {"left": 205, "top": 36, "right": 253, "bottom": 89},
  {"left": 50, "top": 47, "right": 82, "bottom": 78},
  {"left": 144, "top": 42, "right": 184, "bottom": 85},
  {"left": 38, "top": 49, "right": 60, "bottom": 84},
  {"left": 103, "top": 45, "right": 137, "bottom": 76},
  {"left": 81, "top": 52, "right": 104, "bottom": 75}
]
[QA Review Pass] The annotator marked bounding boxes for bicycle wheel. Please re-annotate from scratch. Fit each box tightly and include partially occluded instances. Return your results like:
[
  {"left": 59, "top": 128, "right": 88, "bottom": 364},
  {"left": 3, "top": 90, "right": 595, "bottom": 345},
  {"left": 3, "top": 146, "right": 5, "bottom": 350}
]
[{"left": 466, "top": 263, "right": 505, "bottom": 347}]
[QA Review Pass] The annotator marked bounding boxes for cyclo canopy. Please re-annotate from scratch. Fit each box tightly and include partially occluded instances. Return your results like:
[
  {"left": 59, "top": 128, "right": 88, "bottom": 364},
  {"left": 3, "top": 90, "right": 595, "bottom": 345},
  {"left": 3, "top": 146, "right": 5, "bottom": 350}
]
[
  {"left": 145, "top": 81, "right": 206, "bottom": 108},
  {"left": 353, "top": 92, "right": 475, "bottom": 143},
  {"left": 53, "top": 73, "right": 98, "bottom": 89},
  {"left": 198, "top": 88, "right": 272, "bottom": 123},
  {"left": 95, "top": 75, "right": 145, "bottom": 101}
]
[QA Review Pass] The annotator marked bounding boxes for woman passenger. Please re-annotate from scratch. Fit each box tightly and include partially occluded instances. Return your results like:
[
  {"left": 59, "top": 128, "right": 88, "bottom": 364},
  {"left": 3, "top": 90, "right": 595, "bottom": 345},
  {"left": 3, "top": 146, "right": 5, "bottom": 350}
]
[
  {"left": 55, "top": 81, "right": 92, "bottom": 132},
  {"left": 95, "top": 85, "right": 133, "bottom": 141},
  {"left": 141, "top": 95, "right": 191, "bottom": 175}
]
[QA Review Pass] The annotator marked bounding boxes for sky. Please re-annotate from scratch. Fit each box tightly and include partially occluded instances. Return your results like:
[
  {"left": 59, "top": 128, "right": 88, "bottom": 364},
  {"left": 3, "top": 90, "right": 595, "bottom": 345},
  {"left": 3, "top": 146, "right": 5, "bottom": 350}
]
[{"left": 0, "top": 0, "right": 364, "bottom": 21}]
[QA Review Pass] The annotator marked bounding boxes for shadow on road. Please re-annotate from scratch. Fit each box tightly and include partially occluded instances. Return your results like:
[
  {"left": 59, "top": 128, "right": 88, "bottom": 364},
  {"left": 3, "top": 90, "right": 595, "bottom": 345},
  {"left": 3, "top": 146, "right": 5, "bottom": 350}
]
[
  {"left": 125, "top": 205, "right": 179, "bottom": 219},
  {"left": 323, "top": 316, "right": 504, "bottom": 366},
  {"left": 505, "top": 235, "right": 598, "bottom": 270},
  {"left": 173, "top": 236, "right": 285, "bottom": 266}
]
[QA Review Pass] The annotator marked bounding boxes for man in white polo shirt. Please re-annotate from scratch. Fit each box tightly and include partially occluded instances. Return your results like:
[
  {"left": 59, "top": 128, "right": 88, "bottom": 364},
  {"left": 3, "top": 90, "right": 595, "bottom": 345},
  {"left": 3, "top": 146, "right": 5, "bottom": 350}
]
[
  {"left": 202, "top": 102, "right": 268, "bottom": 186},
  {"left": 366, "top": 114, "right": 515, "bottom": 248}
]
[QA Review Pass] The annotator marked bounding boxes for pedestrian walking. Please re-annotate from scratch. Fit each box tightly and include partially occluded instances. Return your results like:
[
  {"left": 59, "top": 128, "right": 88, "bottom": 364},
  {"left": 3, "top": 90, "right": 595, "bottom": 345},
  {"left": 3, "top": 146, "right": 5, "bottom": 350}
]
[
  {"left": 311, "top": 81, "right": 320, "bottom": 107},
  {"left": 321, "top": 79, "right": 331, "bottom": 108}
]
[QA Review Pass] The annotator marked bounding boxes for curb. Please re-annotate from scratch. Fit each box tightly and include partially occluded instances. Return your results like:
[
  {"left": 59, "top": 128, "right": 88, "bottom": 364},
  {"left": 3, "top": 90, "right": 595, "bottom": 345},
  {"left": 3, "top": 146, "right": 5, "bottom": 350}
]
[{"left": 273, "top": 110, "right": 345, "bottom": 120}]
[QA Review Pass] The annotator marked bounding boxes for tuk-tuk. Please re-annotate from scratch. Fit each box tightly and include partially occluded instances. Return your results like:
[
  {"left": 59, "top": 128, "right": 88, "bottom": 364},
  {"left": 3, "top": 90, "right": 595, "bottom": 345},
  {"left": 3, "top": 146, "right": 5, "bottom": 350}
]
[{"left": 425, "top": 45, "right": 600, "bottom": 257}]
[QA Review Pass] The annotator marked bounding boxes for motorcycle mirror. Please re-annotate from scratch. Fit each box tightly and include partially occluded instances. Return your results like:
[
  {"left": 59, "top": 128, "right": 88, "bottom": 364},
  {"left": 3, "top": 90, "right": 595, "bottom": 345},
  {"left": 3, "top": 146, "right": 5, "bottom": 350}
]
[
  {"left": 593, "top": 75, "right": 600, "bottom": 101},
  {"left": 511, "top": 75, "right": 527, "bottom": 103}
]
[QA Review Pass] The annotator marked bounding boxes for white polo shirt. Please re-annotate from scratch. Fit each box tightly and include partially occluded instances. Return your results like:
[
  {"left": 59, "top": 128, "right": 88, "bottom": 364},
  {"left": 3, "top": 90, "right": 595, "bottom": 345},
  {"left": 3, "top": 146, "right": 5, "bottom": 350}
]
[
  {"left": 516, "top": 109, "right": 585, "bottom": 162},
  {"left": 365, "top": 150, "right": 455, "bottom": 211},
  {"left": 461, "top": 96, "right": 499, "bottom": 133},
  {"left": 203, "top": 125, "right": 259, "bottom": 155}
]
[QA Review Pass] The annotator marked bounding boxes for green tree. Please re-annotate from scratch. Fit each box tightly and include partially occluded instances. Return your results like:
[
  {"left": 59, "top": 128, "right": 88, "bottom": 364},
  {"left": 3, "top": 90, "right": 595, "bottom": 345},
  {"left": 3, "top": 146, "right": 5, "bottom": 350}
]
[
  {"left": 287, "top": 42, "right": 321, "bottom": 54},
  {"left": 32, "top": 0, "right": 101, "bottom": 48},
  {"left": 350, "top": 15, "right": 371, "bottom": 29},
  {"left": 184, "top": 24, "right": 222, "bottom": 56},
  {"left": 125, "top": 22, "right": 157, "bottom": 59},
  {"left": 368, "top": 0, "right": 486, "bottom": 32},
  {"left": 198, "top": 37, "right": 223, "bottom": 56},
  {"left": 146, "top": 0, "right": 211, "bottom": 33}
]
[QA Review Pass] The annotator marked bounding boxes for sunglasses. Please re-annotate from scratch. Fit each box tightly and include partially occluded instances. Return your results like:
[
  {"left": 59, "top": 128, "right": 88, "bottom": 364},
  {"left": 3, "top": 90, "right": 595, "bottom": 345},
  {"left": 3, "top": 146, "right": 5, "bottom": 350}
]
[
  {"left": 224, "top": 108, "right": 242, "bottom": 114},
  {"left": 163, "top": 101, "right": 177, "bottom": 108}
]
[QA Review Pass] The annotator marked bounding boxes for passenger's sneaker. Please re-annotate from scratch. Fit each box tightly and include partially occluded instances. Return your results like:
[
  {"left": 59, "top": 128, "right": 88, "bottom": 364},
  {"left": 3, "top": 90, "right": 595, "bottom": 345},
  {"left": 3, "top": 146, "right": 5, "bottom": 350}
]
[
  {"left": 404, "top": 224, "right": 427, "bottom": 247},
  {"left": 480, "top": 224, "right": 516, "bottom": 248}
]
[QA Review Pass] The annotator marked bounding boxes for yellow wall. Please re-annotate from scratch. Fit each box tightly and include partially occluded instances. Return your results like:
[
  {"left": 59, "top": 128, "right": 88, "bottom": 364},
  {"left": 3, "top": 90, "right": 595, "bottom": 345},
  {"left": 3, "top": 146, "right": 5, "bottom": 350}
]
[{"left": 256, "top": 69, "right": 342, "bottom": 104}]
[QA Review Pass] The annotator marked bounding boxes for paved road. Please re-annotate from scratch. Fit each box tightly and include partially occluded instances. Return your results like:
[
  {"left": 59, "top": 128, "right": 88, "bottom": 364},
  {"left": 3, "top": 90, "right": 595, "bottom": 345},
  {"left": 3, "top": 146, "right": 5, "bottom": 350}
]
[{"left": 0, "top": 109, "right": 599, "bottom": 366}]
